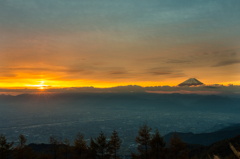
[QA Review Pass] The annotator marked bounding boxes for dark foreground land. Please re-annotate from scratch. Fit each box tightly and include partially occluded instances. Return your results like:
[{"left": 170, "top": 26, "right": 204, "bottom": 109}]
[{"left": 1, "top": 123, "right": 240, "bottom": 159}]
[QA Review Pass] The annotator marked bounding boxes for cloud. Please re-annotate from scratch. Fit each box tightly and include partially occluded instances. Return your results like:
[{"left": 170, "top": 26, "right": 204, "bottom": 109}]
[
  {"left": 166, "top": 60, "right": 190, "bottom": 64},
  {"left": 146, "top": 67, "right": 173, "bottom": 76},
  {"left": 149, "top": 71, "right": 172, "bottom": 75},
  {"left": 109, "top": 71, "right": 127, "bottom": 75},
  {"left": 2, "top": 67, "right": 51, "bottom": 71},
  {"left": 145, "top": 67, "right": 185, "bottom": 77},
  {"left": 0, "top": 74, "right": 17, "bottom": 78},
  {"left": 105, "top": 68, "right": 131, "bottom": 79},
  {"left": 168, "top": 73, "right": 186, "bottom": 78},
  {"left": 146, "top": 90, "right": 222, "bottom": 95},
  {"left": 0, "top": 67, "right": 90, "bottom": 74},
  {"left": 212, "top": 60, "right": 240, "bottom": 67},
  {"left": 0, "top": 84, "right": 240, "bottom": 96},
  {"left": 0, "top": 74, "right": 17, "bottom": 79}
]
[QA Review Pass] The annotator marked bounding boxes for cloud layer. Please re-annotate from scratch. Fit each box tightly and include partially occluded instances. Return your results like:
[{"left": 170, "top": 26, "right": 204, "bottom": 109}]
[{"left": 0, "top": 85, "right": 240, "bottom": 96}]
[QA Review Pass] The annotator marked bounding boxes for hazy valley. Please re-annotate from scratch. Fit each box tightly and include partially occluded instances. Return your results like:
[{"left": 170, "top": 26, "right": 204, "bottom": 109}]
[{"left": 1, "top": 93, "right": 240, "bottom": 155}]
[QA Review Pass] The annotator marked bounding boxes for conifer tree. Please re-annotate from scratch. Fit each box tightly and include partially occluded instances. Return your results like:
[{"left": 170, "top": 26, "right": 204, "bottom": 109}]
[
  {"left": 108, "top": 130, "right": 121, "bottom": 159},
  {"left": 13, "top": 134, "right": 35, "bottom": 159},
  {"left": 18, "top": 134, "right": 27, "bottom": 148},
  {"left": 49, "top": 135, "right": 60, "bottom": 159},
  {"left": 35, "top": 152, "right": 52, "bottom": 159},
  {"left": 149, "top": 129, "right": 166, "bottom": 159},
  {"left": 95, "top": 131, "right": 110, "bottom": 159},
  {"left": 168, "top": 132, "right": 188, "bottom": 159},
  {"left": 73, "top": 132, "right": 88, "bottom": 158},
  {"left": 61, "top": 138, "right": 71, "bottom": 159},
  {"left": 131, "top": 152, "right": 138, "bottom": 159},
  {"left": 0, "top": 134, "right": 14, "bottom": 159},
  {"left": 89, "top": 137, "right": 98, "bottom": 159},
  {"left": 134, "top": 123, "right": 152, "bottom": 159}
]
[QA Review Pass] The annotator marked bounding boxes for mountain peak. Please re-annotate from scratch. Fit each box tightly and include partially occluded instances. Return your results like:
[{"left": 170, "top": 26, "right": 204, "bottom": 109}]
[{"left": 178, "top": 78, "right": 203, "bottom": 86}]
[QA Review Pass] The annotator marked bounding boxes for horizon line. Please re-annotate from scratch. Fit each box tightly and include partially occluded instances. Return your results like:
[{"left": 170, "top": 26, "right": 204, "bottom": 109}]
[{"left": 0, "top": 83, "right": 239, "bottom": 90}]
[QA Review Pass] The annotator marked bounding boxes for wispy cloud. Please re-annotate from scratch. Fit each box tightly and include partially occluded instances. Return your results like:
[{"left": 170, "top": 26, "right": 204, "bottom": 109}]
[
  {"left": 147, "top": 68, "right": 172, "bottom": 76},
  {"left": 0, "top": 67, "right": 90, "bottom": 74},
  {"left": 166, "top": 60, "right": 190, "bottom": 64},
  {"left": 0, "top": 74, "right": 17, "bottom": 79},
  {"left": 149, "top": 71, "right": 172, "bottom": 76},
  {"left": 109, "top": 71, "right": 128, "bottom": 75},
  {"left": 212, "top": 60, "right": 240, "bottom": 67}
]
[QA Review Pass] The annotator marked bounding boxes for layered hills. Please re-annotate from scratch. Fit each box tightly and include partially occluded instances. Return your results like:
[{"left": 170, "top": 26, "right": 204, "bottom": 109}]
[{"left": 163, "top": 124, "right": 240, "bottom": 146}]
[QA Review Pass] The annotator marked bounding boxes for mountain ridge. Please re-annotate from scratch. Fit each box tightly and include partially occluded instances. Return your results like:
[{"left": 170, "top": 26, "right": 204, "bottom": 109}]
[{"left": 163, "top": 123, "right": 240, "bottom": 146}]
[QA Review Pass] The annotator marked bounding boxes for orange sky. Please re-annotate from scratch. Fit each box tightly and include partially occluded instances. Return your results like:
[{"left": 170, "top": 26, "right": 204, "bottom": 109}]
[{"left": 0, "top": 1, "right": 240, "bottom": 89}]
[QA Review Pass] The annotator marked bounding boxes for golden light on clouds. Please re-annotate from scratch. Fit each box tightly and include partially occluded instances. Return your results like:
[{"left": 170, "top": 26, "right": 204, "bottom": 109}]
[{"left": 0, "top": 76, "right": 239, "bottom": 90}]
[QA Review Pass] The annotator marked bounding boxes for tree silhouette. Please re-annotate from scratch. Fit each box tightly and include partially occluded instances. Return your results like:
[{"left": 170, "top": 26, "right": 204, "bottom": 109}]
[
  {"left": 35, "top": 152, "right": 52, "bottom": 159},
  {"left": 60, "top": 138, "right": 71, "bottom": 159},
  {"left": 89, "top": 137, "right": 98, "bottom": 159},
  {"left": 49, "top": 135, "right": 60, "bottom": 159},
  {"left": 0, "top": 134, "right": 14, "bottom": 159},
  {"left": 73, "top": 132, "right": 88, "bottom": 158},
  {"left": 108, "top": 130, "right": 122, "bottom": 159},
  {"left": 18, "top": 134, "right": 27, "bottom": 148},
  {"left": 95, "top": 131, "right": 110, "bottom": 159},
  {"left": 149, "top": 129, "right": 166, "bottom": 159},
  {"left": 133, "top": 123, "right": 152, "bottom": 159},
  {"left": 13, "top": 134, "right": 35, "bottom": 159},
  {"left": 168, "top": 132, "right": 188, "bottom": 159}
]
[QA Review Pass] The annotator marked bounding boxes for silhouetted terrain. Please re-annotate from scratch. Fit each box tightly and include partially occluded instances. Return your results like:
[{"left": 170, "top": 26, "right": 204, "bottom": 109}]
[
  {"left": 11, "top": 125, "right": 240, "bottom": 159},
  {"left": 188, "top": 134, "right": 240, "bottom": 158},
  {"left": 164, "top": 124, "right": 240, "bottom": 146}
]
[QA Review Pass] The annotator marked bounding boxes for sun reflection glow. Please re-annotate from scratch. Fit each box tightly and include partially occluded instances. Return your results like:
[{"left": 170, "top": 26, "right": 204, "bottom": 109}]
[{"left": 26, "top": 81, "right": 49, "bottom": 90}]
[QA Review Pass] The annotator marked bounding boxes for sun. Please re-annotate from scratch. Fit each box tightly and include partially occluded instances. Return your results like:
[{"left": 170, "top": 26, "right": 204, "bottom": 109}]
[
  {"left": 26, "top": 81, "right": 48, "bottom": 89},
  {"left": 38, "top": 81, "right": 46, "bottom": 90}
]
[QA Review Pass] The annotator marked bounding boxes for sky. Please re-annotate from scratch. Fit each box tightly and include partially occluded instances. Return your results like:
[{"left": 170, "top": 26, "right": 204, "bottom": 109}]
[{"left": 0, "top": 0, "right": 240, "bottom": 88}]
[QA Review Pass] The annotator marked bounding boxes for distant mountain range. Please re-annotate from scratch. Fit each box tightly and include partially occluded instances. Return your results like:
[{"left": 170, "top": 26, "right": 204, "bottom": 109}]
[
  {"left": 163, "top": 123, "right": 240, "bottom": 146},
  {"left": 188, "top": 133, "right": 240, "bottom": 158}
]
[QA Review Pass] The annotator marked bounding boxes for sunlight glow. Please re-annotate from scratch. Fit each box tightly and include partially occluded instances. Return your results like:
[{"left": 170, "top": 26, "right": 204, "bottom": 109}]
[
  {"left": 24, "top": 81, "right": 49, "bottom": 90},
  {"left": 0, "top": 77, "right": 239, "bottom": 89}
]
